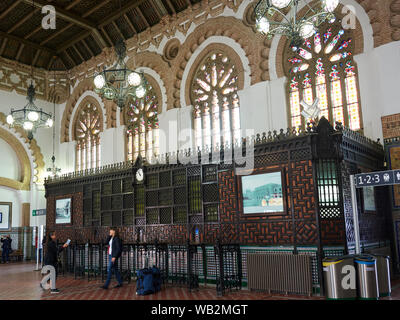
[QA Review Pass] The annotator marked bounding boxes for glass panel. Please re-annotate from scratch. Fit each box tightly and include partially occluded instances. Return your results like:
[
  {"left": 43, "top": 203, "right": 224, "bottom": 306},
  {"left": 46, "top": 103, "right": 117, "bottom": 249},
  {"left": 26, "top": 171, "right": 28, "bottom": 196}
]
[{"left": 286, "top": 22, "right": 361, "bottom": 131}]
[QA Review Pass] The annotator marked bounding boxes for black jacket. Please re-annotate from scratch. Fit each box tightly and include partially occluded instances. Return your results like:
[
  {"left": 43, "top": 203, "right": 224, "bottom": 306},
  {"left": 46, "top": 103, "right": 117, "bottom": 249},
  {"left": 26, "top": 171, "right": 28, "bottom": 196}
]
[
  {"left": 1, "top": 237, "right": 12, "bottom": 250},
  {"left": 44, "top": 240, "right": 64, "bottom": 266},
  {"left": 106, "top": 236, "right": 122, "bottom": 259}
]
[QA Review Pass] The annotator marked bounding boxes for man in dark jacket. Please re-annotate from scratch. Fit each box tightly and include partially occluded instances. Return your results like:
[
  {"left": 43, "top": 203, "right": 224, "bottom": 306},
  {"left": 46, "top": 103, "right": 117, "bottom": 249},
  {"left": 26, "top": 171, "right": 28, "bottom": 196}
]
[
  {"left": 1, "top": 235, "right": 12, "bottom": 263},
  {"left": 101, "top": 227, "right": 123, "bottom": 289},
  {"left": 43, "top": 231, "right": 69, "bottom": 293}
]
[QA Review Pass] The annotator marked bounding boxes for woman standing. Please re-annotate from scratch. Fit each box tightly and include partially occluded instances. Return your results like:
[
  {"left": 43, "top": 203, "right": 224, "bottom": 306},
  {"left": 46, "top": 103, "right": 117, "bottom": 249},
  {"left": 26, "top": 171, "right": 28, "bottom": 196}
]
[{"left": 101, "top": 227, "right": 123, "bottom": 289}]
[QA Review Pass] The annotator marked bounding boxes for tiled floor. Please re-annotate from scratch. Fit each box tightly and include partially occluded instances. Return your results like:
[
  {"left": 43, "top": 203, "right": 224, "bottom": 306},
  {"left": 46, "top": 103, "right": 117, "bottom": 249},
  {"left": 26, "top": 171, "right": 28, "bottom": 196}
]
[{"left": 0, "top": 262, "right": 399, "bottom": 300}]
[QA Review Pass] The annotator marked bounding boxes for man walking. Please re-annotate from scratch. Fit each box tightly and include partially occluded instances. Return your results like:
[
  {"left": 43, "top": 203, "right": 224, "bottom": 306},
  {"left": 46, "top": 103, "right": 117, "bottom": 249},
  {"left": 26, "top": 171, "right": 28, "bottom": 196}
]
[
  {"left": 1, "top": 235, "right": 12, "bottom": 263},
  {"left": 43, "top": 231, "right": 69, "bottom": 293},
  {"left": 101, "top": 227, "right": 123, "bottom": 289}
]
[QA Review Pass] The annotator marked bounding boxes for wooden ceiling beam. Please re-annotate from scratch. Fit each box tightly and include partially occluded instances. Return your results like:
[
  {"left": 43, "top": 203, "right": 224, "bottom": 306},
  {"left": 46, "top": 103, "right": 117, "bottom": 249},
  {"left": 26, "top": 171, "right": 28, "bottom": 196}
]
[
  {"left": 165, "top": 0, "right": 176, "bottom": 14},
  {"left": 32, "top": 49, "right": 41, "bottom": 66},
  {"left": 136, "top": 7, "right": 150, "bottom": 28},
  {"left": 150, "top": 1, "right": 163, "bottom": 20},
  {"left": 15, "top": 43, "right": 25, "bottom": 60},
  {"left": 123, "top": 13, "right": 137, "bottom": 34},
  {"left": 22, "top": 0, "right": 107, "bottom": 48},
  {"left": 7, "top": 8, "right": 40, "bottom": 34},
  {"left": 56, "top": 30, "right": 91, "bottom": 53},
  {"left": 98, "top": 0, "right": 148, "bottom": 27},
  {"left": 82, "top": 0, "right": 112, "bottom": 18},
  {"left": 0, "top": 39, "right": 8, "bottom": 56},
  {"left": 100, "top": 27, "right": 114, "bottom": 46},
  {"left": 63, "top": 50, "right": 76, "bottom": 67},
  {"left": 0, "top": 30, "right": 56, "bottom": 55},
  {"left": 40, "top": 23, "right": 74, "bottom": 46},
  {"left": 0, "top": 0, "right": 23, "bottom": 20},
  {"left": 72, "top": 44, "right": 85, "bottom": 62},
  {"left": 65, "top": 0, "right": 82, "bottom": 10},
  {"left": 81, "top": 39, "right": 94, "bottom": 57},
  {"left": 112, "top": 21, "right": 125, "bottom": 41},
  {"left": 24, "top": 25, "right": 42, "bottom": 40}
]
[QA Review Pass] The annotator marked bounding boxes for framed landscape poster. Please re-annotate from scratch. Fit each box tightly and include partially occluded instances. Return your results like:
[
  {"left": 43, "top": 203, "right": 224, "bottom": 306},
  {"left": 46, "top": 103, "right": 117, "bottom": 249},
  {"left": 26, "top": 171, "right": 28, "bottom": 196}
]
[
  {"left": 56, "top": 198, "right": 72, "bottom": 224},
  {"left": 0, "top": 202, "right": 12, "bottom": 231},
  {"left": 241, "top": 171, "right": 285, "bottom": 215}
]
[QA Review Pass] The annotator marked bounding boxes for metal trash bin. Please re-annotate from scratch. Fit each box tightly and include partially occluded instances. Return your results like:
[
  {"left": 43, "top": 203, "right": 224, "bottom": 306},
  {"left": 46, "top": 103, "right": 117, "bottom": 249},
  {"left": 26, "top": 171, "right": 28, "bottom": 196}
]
[
  {"left": 373, "top": 254, "right": 391, "bottom": 297},
  {"left": 323, "top": 256, "right": 357, "bottom": 300},
  {"left": 354, "top": 255, "right": 379, "bottom": 300}
]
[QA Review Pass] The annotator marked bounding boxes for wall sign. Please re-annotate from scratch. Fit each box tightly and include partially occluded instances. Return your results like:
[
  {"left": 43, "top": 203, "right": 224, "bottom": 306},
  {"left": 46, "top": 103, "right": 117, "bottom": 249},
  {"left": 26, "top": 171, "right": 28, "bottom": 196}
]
[
  {"left": 355, "top": 170, "right": 400, "bottom": 188},
  {"left": 32, "top": 209, "right": 46, "bottom": 217}
]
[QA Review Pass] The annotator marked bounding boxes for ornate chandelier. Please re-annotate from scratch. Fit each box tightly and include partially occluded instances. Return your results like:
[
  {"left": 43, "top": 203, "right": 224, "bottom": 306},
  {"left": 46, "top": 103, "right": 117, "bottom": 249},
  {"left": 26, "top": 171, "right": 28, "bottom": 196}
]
[
  {"left": 255, "top": 0, "right": 339, "bottom": 47},
  {"left": 93, "top": 40, "right": 149, "bottom": 110},
  {"left": 6, "top": 84, "right": 53, "bottom": 140}
]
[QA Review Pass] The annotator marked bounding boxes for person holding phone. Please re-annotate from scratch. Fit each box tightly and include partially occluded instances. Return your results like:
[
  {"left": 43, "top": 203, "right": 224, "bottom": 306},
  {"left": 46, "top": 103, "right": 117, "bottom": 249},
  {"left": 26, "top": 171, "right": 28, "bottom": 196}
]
[
  {"left": 43, "top": 231, "right": 69, "bottom": 293},
  {"left": 101, "top": 227, "right": 123, "bottom": 289}
]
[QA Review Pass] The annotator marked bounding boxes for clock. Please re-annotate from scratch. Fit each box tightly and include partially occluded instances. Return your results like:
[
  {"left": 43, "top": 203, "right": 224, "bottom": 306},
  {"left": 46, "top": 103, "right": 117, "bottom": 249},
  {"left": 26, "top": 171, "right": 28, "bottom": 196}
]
[{"left": 135, "top": 168, "right": 144, "bottom": 183}]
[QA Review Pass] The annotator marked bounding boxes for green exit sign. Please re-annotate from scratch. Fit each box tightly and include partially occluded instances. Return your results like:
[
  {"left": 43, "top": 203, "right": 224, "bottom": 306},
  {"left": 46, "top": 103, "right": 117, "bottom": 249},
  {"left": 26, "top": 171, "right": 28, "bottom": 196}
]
[{"left": 32, "top": 209, "right": 46, "bottom": 216}]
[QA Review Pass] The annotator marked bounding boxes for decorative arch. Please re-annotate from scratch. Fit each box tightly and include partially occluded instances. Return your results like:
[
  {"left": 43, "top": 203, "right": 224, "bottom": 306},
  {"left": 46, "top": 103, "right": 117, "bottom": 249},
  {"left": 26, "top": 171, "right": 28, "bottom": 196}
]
[
  {"left": 72, "top": 96, "right": 104, "bottom": 171},
  {"left": 171, "top": 16, "right": 268, "bottom": 110},
  {"left": 71, "top": 96, "right": 105, "bottom": 141},
  {"left": 0, "top": 112, "right": 44, "bottom": 187},
  {"left": 184, "top": 43, "right": 245, "bottom": 109},
  {"left": 61, "top": 78, "right": 95, "bottom": 143},
  {"left": 0, "top": 127, "right": 32, "bottom": 191}
]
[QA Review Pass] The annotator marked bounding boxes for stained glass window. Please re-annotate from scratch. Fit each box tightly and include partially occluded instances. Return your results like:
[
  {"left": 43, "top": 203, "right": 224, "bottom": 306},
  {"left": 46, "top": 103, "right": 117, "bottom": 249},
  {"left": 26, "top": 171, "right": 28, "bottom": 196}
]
[
  {"left": 191, "top": 51, "right": 241, "bottom": 150},
  {"left": 285, "top": 20, "right": 362, "bottom": 131},
  {"left": 74, "top": 102, "right": 102, "bottom": 171},
  {"left": 125, "top": 84, "right": 159, "bottom": 162}
]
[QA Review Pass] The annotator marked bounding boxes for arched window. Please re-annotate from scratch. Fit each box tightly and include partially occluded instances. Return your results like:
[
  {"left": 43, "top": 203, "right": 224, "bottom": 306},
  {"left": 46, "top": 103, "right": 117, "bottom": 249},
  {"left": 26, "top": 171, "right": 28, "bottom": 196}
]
[
  {"left": 125, "top": 82, "right": 159, "bottom": 162},
  {"left": 191, "top": 51, "right": 241, "bottom": 150},
  {"left": 284, "top": 19, "right": 362, "bottom": 131},
  {"left": 74, "top": 99, "right": 102, "bottom": 171}
]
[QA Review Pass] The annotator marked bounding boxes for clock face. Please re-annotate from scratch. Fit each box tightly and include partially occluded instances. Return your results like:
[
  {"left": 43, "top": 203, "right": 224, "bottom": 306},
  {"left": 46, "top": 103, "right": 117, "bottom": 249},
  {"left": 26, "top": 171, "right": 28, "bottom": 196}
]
[{"left": 136, "top": 168, "right": 144, "bottom": 182}]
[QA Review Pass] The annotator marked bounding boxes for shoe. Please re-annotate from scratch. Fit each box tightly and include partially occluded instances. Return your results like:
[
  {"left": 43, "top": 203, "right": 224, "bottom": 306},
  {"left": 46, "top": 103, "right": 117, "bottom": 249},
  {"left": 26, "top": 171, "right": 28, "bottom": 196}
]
[
  {"left": 114, "top": 284, "right": 123, "bottom": 288},
  {"left": 100, "top": 285, "right": 108, "bottom": 290},
  {"left": 51, "top": 289, "right": 60, "bottom": 294}
]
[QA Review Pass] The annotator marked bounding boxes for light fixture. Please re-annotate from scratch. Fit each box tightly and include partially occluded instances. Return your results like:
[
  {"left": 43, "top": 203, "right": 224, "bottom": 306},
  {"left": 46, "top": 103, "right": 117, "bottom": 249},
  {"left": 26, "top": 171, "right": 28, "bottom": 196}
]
[
  {"left": 47, "top": 61, "right": 62, "bottom": 179},
  {"left": 255, "top": 0, "right": 339, "bottom": 47},
  {"left": 7, "top": 84, "right": 53, "bottom": 140},
  {"left": 6, "top": 0, "right": 52, "bottom": 141},
  {"left": 93, "top": 40, "right": 149, "bottom": 110}
]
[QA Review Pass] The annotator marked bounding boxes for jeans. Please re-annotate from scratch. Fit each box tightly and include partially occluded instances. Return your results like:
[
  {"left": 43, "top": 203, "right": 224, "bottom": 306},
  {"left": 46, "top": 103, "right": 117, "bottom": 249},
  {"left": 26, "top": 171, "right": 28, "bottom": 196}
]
[
  {"left": 104, "top": 255, "right": 122, "bottom": 288},
  {"left": 2, "top": 249, "right": 9, "bottom": 262}
]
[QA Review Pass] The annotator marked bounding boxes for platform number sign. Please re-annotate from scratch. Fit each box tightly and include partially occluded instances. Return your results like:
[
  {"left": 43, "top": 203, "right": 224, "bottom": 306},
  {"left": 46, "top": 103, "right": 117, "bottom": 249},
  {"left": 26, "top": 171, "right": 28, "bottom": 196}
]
[{"left": 355, "top": 170, "right": 400, "bottom": 188}]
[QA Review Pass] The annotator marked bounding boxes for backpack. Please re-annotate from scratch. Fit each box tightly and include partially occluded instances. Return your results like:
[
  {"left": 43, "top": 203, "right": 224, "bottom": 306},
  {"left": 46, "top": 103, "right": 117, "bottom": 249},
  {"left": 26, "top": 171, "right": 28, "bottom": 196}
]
[{"left": 136, "top": 266, "right": 162, "bottom": 295}]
